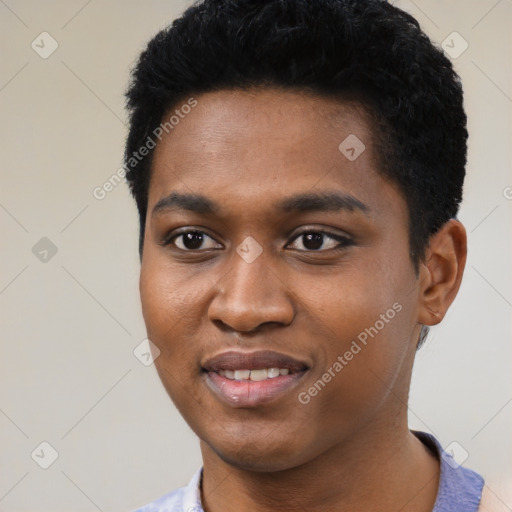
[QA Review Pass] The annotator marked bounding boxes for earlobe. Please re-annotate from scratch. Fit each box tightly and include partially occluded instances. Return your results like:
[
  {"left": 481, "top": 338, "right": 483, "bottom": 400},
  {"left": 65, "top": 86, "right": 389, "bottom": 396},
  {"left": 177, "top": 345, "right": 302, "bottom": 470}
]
[{"left": 417, "top": 219, "right": 467, "bottom": 326}]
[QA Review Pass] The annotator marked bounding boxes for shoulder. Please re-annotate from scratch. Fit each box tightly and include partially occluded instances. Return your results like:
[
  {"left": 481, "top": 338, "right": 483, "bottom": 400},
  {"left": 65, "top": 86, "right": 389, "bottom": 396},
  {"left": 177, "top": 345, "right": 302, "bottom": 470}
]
[
  {"left": 413, "top": 431, "right": 485, "bottom": 512},
  {"left": 132, "top": 486, "right": 185, "bottom": 512},
  {"left": 131, "top": 467, "right": 203, "bottom": 512}
]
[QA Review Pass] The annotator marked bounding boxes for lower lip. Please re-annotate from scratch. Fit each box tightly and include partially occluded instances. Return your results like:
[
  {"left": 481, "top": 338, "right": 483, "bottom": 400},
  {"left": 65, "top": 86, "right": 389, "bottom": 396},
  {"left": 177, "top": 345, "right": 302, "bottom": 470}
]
[{"left": 204, "top": 371, "right": 307, "bottom": 408}]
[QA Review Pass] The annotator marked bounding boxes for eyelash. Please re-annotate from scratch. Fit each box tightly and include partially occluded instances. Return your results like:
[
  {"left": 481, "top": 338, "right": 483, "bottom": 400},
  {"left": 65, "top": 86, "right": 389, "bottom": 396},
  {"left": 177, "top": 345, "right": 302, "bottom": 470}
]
[
  {"left": 161, "top": 229, "right": 353, "bottom": 253},
  {"left": 288, "top": 231, "right": 353, "bottom": 251}
]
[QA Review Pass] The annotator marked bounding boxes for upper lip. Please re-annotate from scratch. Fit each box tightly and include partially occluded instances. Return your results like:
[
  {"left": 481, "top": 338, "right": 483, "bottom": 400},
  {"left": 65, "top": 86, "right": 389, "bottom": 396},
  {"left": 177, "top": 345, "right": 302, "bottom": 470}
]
[{"left": 202, "top": 350, "right": 309, "bottom": 372}]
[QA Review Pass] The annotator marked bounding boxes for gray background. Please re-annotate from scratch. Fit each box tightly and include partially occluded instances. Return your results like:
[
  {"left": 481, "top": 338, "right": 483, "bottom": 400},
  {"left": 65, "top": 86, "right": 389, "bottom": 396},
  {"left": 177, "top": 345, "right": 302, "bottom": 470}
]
[{"left": 1, "top": 1, "right": 511, "bottom": 511}]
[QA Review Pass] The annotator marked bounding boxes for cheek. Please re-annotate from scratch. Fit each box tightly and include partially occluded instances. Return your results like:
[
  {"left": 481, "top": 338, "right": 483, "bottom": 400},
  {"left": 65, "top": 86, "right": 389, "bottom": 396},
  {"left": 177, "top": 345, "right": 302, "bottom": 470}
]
[
  {"left": 139, "top": 252, "right": 224, "bottom": 383},
  {"left": 139, "top": 259, "right": 211, "bottom": 418},
  {"left": 139, "top": 258, "right": 201, "bottom": 384},
  {"left": 294, "top": 316, "right": 411, "bottom": 440},
  {"left": 299, "top": 260, "right": 407, "bottom": 345},
  {"left": 139, "top": 253, "right": 210, "bottom": 342},
  {"left": 296, "top": 260, "right": 415, "bottom": 418}
]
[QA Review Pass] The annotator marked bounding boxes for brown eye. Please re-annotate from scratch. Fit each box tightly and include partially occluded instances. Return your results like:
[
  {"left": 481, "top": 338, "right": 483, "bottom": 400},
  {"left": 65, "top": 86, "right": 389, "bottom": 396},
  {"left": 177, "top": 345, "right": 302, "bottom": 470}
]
[
  {"left": 288, "top": 231, "right": 352, "bottom": 252},
  {"left": 300, "top": 233, "right": 324, "bottom": 250},
  {"left": 167, "top": 230, "right": 222, "bottom": 251}
]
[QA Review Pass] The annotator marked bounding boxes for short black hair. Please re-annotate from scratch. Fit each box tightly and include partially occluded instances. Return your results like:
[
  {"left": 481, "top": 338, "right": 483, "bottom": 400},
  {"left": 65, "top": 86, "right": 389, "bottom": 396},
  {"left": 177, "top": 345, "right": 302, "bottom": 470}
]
[{"left": 124, "top": 0, "right": 467, "bottom": 272}]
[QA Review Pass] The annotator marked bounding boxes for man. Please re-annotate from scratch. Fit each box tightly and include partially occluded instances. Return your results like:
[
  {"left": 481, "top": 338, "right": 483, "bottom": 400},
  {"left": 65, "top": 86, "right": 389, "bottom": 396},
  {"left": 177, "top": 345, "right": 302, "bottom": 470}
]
[{"left": 125, "top": 1, "right": 485, "bottom": 510}]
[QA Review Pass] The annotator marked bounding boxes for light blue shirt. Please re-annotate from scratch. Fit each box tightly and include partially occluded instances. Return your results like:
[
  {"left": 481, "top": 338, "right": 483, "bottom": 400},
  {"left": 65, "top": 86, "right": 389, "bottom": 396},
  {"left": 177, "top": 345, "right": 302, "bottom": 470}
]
[{"left": 132, "top": 431, "right": 484, "bottom": 512}]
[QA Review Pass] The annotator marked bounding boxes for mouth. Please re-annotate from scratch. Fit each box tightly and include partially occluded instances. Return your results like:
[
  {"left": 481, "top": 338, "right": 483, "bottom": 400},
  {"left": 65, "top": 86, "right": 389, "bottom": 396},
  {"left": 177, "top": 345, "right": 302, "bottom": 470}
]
[
  {"left": 201, "top": 350, "right": 310, "bottom": 408},
  {"left": 216, "top": 367, "right": 295, "bottom": 380}
]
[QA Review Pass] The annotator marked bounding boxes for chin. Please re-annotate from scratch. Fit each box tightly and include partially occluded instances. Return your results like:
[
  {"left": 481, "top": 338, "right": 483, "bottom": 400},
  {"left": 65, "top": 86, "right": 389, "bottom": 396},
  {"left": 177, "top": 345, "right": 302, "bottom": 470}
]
[
  {"left": 202, "top": 428, "right": 316, "bottom": 473},
  {"left": 212, "top": 445, "right": 299, "bottom": 473}
]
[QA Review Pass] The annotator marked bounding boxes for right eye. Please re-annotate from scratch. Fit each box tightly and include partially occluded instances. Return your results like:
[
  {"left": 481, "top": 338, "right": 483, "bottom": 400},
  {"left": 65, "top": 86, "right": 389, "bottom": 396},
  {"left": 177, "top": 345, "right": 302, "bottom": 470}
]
[{"left": 164, "top": 230, "right": 223, "bottom": 251}]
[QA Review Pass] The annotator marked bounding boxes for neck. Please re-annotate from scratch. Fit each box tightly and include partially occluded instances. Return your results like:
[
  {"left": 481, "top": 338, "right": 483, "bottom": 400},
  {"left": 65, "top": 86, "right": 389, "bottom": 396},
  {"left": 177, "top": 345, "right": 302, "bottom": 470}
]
[{"left": 199, "top": 409, "right": 440, "bottom": 512}]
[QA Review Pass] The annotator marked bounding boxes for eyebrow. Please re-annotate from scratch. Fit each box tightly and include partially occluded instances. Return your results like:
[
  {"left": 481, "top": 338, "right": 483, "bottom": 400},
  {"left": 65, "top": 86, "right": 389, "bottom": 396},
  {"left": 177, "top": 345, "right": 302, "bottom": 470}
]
[
  {"left": 152, "top": 191, "right": 218, "bottom": 217},
  {"left": 151, "top": 190, "right": 370, "bottom": 218},
  {"left": 279, "top": 191, "right": 369, "bottom": 214}
]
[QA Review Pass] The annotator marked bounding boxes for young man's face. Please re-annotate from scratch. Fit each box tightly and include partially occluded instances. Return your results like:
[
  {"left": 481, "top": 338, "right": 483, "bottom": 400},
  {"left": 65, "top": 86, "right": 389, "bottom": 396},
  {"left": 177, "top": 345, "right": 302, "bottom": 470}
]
[{"left": 140, "top": 88, "right": 425, "bottom": 471}]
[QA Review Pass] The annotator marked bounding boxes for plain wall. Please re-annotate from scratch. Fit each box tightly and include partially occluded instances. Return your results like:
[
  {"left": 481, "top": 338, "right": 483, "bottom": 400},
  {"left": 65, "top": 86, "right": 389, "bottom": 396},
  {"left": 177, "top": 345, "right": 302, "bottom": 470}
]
[{"left": 1, "top": 1, "right": 510, "bottom": 510}]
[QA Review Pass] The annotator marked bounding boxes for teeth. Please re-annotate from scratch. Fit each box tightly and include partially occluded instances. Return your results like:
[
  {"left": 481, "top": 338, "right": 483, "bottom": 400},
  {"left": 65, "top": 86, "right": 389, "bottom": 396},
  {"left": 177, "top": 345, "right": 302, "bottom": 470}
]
[
  {"left": 250, "top": 369, "right": 267, "bottom": 381},
  {"left": 267, "top": 368, "right": 281, "bottom": 378},
  {"left": 233, "top": 370, "right": 250, "bottom": 380},
  {"left": 218, "top": 368, "right": 292, "bottom": 381}
]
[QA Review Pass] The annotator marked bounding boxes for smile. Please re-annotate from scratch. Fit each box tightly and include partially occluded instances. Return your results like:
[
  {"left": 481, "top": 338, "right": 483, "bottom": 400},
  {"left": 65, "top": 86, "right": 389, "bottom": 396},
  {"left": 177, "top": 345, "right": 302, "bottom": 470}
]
[
  {"left": 202, "top": 350, "right": 309, "bottom": 408},
  {"left": 217, "top": 368, "right": 291, "bottom": 381}
]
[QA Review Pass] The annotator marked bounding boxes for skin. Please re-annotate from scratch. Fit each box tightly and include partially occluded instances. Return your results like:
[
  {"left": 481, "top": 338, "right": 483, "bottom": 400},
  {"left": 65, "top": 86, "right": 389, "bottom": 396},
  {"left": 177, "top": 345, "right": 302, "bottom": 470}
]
[{"left": 139, "top": 88, "right": 467, "bottom": 512}]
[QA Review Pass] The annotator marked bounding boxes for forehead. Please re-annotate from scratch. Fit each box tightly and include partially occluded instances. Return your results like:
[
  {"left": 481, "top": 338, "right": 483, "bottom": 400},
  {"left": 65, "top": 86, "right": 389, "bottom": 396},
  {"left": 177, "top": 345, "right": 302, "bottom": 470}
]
[
  {"left": 153, "top": 88, "right": 373, "bottom": 165},
  {"left": 147, "top": 88, "right": 402, "bottom": 222}
]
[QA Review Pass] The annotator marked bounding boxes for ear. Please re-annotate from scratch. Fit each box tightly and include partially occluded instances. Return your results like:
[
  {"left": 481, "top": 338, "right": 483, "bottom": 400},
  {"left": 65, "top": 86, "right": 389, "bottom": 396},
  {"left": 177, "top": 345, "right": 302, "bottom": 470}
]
[{"left": 417, "top": 219, "right": 467, "bottom": 326}]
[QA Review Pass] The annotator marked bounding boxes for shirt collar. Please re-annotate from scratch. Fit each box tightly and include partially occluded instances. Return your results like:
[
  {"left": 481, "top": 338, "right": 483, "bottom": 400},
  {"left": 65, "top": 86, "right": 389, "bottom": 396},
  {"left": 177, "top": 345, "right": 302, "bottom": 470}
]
[
  {"left": 182, "top": 431, "right": 483, "bottom": 512},
  {"left": 181, "top": 466, "right": 204, "bottom": 512}
]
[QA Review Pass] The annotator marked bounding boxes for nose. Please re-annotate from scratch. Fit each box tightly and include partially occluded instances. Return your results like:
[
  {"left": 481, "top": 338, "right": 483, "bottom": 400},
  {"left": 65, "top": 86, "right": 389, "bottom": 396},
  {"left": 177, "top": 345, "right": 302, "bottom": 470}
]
[{"left": 207, "top": 249, "right": 295, "bottom": 333}]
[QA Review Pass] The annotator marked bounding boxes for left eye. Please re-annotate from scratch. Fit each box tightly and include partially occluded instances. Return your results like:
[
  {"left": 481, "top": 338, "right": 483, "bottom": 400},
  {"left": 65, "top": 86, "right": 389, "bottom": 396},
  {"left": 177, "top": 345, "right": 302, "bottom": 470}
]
[{"left": 287, "top": 231, "right": 351, "bottom": 251}]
